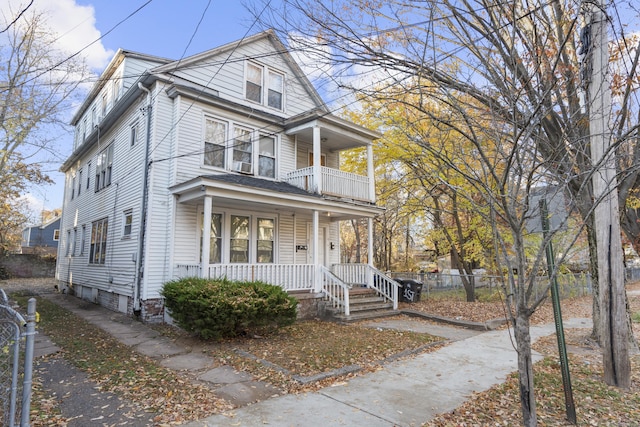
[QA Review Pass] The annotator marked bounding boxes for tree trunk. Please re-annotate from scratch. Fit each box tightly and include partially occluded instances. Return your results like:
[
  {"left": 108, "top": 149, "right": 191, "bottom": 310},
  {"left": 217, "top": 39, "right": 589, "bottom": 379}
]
[
  {"left": 351, "top": 219, "right": 362, "bottom": 263},
  {"left": 515, "top": 311, "right": 537, "bottom": 427},
  {"left": 586, "top": 218, "right": 602, "bottom": 344}
]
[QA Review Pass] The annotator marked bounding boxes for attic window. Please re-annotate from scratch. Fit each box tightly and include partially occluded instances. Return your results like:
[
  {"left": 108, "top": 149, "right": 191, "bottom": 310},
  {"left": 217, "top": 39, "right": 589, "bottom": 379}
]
[
  {"left": 267, "top": 71, "right": 283, "bottom": 109},
  {"left": 246, "top": 63, "right": 262, "bottom": 103}
]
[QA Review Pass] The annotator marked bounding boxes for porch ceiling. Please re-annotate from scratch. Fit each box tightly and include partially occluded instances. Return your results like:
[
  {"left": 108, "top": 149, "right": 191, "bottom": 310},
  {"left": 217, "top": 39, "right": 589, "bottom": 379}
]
[
  {"left": 170, "top": 174, "right": 382, "bottom": 220},
  {"left": 284, "top": 110, "right": 380, "bottom": 151}
]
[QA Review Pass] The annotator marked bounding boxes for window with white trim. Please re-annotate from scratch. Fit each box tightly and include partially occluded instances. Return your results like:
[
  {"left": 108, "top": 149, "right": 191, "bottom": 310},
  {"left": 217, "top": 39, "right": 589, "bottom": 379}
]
[
  {"left": 90, "top": 218, "right": 108, "bottom": 264},
  {"left": 258, "top": 135, "right": 276, "bottom": 178},
  {"left": 257, "top": 218, "right": 274, "bottom": 263},
  {"left": 204, "top": 118, "right": 227, "bottom": 168},
  {"left": 230, "top": 215, "right": 250, "bottom": 263},
  {"left": 77, "top": 169, "right": 83, "bottom": 196},
  {"left": 130, "top": 121, "right": 139, "bottom": 146},
  {"left": 245, "top": 62, "right": 284, "bottom": 110},
  {"left": 65, "top": 230, "right": 71, "bottom": 256},
  {"left": 95, "top": 143, "right": 113, "bottom": 192},
  {"left": 267, "top": 71, "right": 283, "bottom": 109},
  {"left": 232, "top": 127, "right": 253, "bottom": 174},
  {"left": 53, "top": 229, "right": 60, "bottom": 241},
  {"left": 246, "top": 63, "right": 262, "bottom": 103},
  {"left": 80, "top": 225, "right": 86, "bottom": 255},
  {"left": 123, "top": 209, "right": 133, "bottom": 237},
  {"left": 200, "top": 212, "right": 223, "bottom": 264},
  {"left": 71, "top": 228, "right": 77, "bottom": 256}
]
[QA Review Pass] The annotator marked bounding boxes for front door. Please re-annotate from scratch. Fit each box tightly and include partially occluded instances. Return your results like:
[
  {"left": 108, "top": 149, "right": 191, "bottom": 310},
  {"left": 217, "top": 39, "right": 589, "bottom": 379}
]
[{"left": 307, "top": 223, "right": 327, "bottom": 266}]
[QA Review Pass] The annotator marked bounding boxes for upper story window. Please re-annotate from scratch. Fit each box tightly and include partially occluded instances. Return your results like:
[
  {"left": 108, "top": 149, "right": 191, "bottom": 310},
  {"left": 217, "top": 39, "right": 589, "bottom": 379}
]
[
  {"left": 246, "top": 63, "right": 262, "bottom": 103},
  {"left": 204, "top": 118, "right": 227, "bottom": 168},
  {"left": 232, "top": 127, "right": 253, "bottom": 174},
  {"left": 130, "top": 121, "right": 139, "bottom": 146},
  {"left": 203, "top": 115, "right": 278, "bottom": 179},
  {"left": 258, "top": 135, "right": 275, "bottom": 178},
  {"left": 101, "top": 93, "right": 108, "bottom": 117},
  {"left": 267, "top": 71, "right": 283, "bottom": 109},
  {"left": 123, "top": 209, "right": 133, "bottom": 237},
  {"left": 245, "top": 62, "right": 284, "bottom": 110},
  {"left": 95, "top": 143, "right": 113, "bottom": 192},
  {"left": 77, "top": 169, "right": 83, "bottom": 196}
]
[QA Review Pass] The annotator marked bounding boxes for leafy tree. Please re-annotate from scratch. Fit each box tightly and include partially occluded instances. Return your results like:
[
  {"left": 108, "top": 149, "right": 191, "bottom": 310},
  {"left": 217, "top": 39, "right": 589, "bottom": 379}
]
[{"left": 254, "top": 0, "right": 638, "bottom": 423}]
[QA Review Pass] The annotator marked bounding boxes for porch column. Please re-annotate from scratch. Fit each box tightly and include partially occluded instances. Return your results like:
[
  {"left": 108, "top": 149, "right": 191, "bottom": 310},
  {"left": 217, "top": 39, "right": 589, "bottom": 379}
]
[
  {"left": 367, "top": 143, "right": 375, "bottom": 202},
  {"left": 313, "top": 126, "right": 322, "bottom": 194},
  {"left": 312, "top": 209, "right": 320, "bottom": 292},
  {"left": 201, "top": 195, "right": 212, "bottom": 278},
  {"left": 367, "top": 217, "right": 374, "bottom": 267}
]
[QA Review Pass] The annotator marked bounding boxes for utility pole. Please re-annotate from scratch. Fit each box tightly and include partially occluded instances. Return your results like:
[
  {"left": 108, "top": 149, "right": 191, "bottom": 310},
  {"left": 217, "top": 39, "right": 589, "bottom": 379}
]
[{"left": 586, "top": 0, "right": 631, "bottom": 388}]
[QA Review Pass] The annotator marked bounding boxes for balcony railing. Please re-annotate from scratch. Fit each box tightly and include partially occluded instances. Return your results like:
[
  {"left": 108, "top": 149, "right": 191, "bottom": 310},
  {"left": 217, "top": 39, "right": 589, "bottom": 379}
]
[{"left": 285, "top": 166, "right": 371, "bottom": 202}]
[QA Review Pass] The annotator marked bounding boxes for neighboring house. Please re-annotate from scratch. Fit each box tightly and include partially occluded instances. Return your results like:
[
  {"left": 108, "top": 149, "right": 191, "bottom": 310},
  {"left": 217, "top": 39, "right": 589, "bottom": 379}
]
[
  {"left": 22, "top": 216, "right": 61, "bottom": 255},
  {"left": 56, "top": 30, "right": 397, "bottom": 322}
]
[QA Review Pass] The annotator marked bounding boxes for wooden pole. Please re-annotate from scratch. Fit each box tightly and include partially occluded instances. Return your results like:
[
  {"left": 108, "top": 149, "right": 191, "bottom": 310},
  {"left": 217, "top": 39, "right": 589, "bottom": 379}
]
[{"left": 587, "top": 0, "right": 631, "bottom": 388}]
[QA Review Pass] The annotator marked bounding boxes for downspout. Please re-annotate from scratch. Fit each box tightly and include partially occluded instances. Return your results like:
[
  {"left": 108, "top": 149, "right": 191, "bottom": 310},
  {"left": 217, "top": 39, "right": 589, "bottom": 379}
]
[{"left": 133, "top": 82, "right": 152, "bottom": 315}]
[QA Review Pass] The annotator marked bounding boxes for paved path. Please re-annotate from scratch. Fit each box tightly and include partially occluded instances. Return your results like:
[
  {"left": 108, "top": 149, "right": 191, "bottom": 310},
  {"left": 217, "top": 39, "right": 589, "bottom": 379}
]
[
  {"left": 31, "top": 290, "right": 593, "bottom": 427},
  {"left": 183, "top": 318, "right": 592, "bottom": 427}
]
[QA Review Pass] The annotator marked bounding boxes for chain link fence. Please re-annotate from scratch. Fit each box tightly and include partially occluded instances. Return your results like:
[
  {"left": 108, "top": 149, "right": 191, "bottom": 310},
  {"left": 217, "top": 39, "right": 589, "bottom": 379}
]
[
  {"left": 390, "top": 267, "right": 640, "bottom": 301},
  {"left": 0, "top": 289, "right": 36, "bottom": 427}
]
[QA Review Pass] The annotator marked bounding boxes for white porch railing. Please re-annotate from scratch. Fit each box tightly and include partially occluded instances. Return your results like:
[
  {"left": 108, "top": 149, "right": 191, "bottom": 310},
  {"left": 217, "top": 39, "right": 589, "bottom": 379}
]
[
  {"left": 332, "top": 263, "right": 399, "bottom": 310},
  {"left": 174, "top": 262, "right": 397, "bottom": 316},
  {"left": 285, "top": 166, "right": 371, "bottom": 202},
  {"left": 173, "top": 263, "right": 315, "bottom": 292},
  {"left": 319, "top": 266, "right": 350, "bottom": 316}
]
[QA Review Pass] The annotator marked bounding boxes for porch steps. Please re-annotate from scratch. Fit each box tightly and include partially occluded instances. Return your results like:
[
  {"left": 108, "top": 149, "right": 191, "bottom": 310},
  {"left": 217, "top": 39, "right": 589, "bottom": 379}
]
[{"left": 327, "top": 287, "right": 399, "bottom": 323}]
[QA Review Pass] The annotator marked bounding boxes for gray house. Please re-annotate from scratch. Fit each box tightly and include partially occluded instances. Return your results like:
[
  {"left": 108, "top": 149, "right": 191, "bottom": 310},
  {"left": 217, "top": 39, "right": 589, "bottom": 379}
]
[{"left": 56, "top": 30, "right": 398, "bottom": 322}]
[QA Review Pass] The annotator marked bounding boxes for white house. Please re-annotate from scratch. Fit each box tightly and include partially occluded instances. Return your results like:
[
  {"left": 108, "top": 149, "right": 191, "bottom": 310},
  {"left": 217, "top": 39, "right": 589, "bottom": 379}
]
[{"left": 56, "top": 30, "right": 397, "bottom": 322}]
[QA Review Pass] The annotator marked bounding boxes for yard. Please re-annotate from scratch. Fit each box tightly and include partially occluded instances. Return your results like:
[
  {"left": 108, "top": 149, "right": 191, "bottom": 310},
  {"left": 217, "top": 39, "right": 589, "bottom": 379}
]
[{"left": 3, "top": 278, "right": 640, "bottom": 426}]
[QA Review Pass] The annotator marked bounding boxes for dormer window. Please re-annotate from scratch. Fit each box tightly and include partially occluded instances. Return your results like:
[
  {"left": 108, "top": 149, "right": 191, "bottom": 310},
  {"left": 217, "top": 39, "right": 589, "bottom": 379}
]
[{"left": 245, "top": 62, "right": 284, "bottom": 110}]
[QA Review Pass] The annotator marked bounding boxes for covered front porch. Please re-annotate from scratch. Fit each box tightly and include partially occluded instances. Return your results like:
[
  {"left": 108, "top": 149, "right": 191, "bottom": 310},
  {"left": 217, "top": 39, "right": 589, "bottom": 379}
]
[{"left": 169, "top": 175, "right": 395, "bottom": 317}]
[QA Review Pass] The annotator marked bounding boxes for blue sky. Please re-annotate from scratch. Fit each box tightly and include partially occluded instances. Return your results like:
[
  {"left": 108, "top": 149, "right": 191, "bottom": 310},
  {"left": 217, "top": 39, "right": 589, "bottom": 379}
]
[{"left": 4, "top": 0, "right": 273, "bottom": 220}]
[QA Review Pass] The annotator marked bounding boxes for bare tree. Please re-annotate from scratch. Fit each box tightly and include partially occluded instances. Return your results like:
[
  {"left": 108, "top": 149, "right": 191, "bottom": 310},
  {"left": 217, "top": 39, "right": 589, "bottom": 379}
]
[
  {"left": 252, "top": 0, "right": 639, "bottom": 423},
  {"left": 0, "top": 7, "right": 87, "bottom": 192}
]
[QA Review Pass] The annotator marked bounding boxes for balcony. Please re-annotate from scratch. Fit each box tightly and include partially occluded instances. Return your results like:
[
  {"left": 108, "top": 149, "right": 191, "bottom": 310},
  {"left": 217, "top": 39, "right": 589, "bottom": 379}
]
[{"left": 285, "top": 166, "right": 373, "bottom": 202}]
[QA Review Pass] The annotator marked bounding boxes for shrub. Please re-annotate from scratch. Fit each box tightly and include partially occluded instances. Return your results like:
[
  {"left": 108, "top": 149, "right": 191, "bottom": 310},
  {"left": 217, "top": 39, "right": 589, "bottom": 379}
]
[{"left": 161, "top": 277, "right": 298, "bottom": 340}]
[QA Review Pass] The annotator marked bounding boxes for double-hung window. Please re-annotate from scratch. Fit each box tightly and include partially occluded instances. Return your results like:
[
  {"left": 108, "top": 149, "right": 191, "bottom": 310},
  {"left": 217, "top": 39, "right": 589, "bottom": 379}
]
[
  {"left": 258, "top": 135, "right": 276, "bottom": 178},
  {"left": 230, "top": 215, "right": 250, "bottom": 263},
  {"left": 232, "top": 127, "right": 253, "bottom": 174},
  {"left": 200, "top": 213, "right": 223, "bottom": 264},
  {"left": 267, "top": 71, "right": 283, "bottom": 109},
  {"left": 123, "top": 210, "right": 133, "bottom": 237},
  {"left": 204, "top": 118, "right": 227, "bottom": 168},
  {"left": 90, "top": 218, "right": 108, "bottom": 264},
  {"left": 257, "top": 218, "right": 274, "bottom": 263},
  {"left": 246, "top": 62, "right": 284, "bottom": 110},
  {"left": 246, "top": 63, "right": 263, "bottom": 103},
  {"left": 95, "top": 144, "right": 113, "bottom": 192}
]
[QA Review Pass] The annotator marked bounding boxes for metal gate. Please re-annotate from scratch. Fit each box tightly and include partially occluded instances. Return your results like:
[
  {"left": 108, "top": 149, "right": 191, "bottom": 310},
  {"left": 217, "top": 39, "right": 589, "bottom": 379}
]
[{"left": 0, "top": 289, "right": 36, "bottom": 427}]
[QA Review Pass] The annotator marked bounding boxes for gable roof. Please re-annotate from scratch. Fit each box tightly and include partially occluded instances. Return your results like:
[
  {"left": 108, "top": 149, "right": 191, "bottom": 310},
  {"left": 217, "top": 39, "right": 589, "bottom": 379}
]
[
  {"left": 151, "top": 29, "right": 327, "bottom": 112},
  {"left": 71, "top": 49, "right": 172, "bottom": 125}
]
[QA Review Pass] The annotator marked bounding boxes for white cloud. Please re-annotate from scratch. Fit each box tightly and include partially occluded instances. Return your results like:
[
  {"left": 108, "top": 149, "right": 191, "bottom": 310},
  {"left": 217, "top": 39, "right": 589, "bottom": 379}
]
[{"left": 2, "top": 0, "right": 113, "bottom": 71}]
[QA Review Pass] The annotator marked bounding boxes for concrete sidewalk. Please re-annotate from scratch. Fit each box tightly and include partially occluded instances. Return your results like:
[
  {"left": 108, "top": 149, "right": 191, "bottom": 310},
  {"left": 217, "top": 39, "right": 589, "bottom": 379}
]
[
  {"left": 184, "top": 318, "right": 591, "bottom": 427},
  {"left": 37, "top": 292, "right": 592, "bottom": 427}
]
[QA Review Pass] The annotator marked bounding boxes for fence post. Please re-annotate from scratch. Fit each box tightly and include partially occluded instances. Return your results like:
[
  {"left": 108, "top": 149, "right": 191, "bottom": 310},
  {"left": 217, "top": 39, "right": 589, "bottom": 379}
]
[{"left": 20, "top": 298, "right": 36, "bottom": 427}]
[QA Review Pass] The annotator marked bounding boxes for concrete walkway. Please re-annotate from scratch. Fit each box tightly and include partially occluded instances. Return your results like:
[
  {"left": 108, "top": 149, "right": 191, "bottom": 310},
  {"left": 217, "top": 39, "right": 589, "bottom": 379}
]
[
  {"left": 36, "top": 292, "right": 592, "bottom": 427},
  {"left": 184, "top": 318, "right": 591, "bottom": 427}
]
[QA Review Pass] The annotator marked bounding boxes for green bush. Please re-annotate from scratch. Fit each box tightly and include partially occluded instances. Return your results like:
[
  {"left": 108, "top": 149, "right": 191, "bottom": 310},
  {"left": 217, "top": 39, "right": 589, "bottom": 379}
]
[{"left": 161, "top": 277, "right": 298, "bottom": 340}]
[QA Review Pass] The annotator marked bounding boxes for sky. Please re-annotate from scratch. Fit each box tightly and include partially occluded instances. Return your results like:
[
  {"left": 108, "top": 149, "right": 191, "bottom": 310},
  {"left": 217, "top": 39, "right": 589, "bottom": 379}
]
[{"left": 4, "top": 0, "right": 274, "bottom": 222}]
